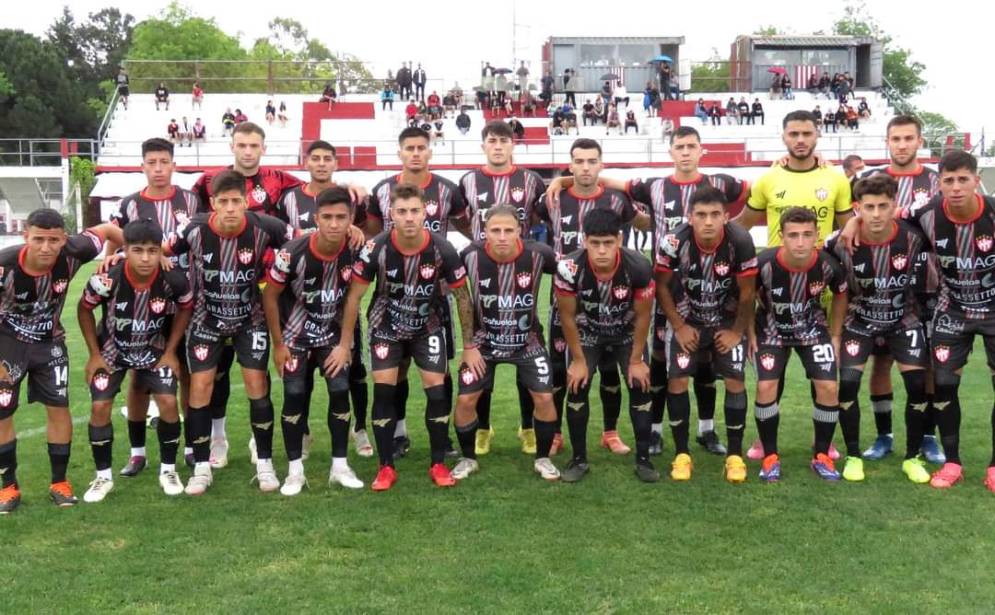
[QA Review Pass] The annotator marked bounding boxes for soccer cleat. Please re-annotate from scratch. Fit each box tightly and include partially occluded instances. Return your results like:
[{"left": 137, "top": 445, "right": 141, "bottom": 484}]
[
  {"left": 985, "top": 467, "right": 995, "bottom": 494},
  {"left": 811, "top": 453, "right": 841, "bottom": 481},
  {"left": 209, "top": 438, "right": 229, "bottom": 469},
  {"left": 724, "top": 455, "right": 747, "bottom": 484},
  {"left": 248, "top": 437, "right": 258, "bottom": 464},
  {"left": 648, "top": 431, "right": 664, "bottom": 456},
  {"left": 392, "top": 436, "right": 411, "bottom": 460},
  {"left": 560, "top": 458, "right": 590, "bottom": 483},
  {"left": 759, "top": 454, "right": 781, "bottom": 483},
  {"left": 670, "top": 453, "right": 693, "bottom": 481},
  {"left": 635, "top": 458, "right": 660, "bottom": 483},
  {"left": 902, "top": 457, "right": 931, "bottom": 484},
  {"left": 533, "top": 457, "right": 560, "bottom": 481},
  {"left": 371, "top": 465, "right": 398, "bottom": 492},
  {"left": 862, "top": 435, "right": 893, "bottom": 460},
  {"left": 696, "top": 431, "right": 727, "bottom": 456},
  {"left": 549, "top": 433, "right": 564, "bottom": 456},
  {"left": 49, "top": 481, "right": 78, "bottom": 507},
  {"left": 920, "top": 435, "right": 946, "bottom": 464},
  {"left": 280, "top": 472, "right": 308, "bottom": 497},
  {"left": 252, "top": 459, "right": 280, "bottom": 492},
  {"left": 0, "top": 484, "right": 21, "bottom": 514},
  {"left": 746, "top": 440, "right": 765, "bottom": 460},
  {"left": 119, "top": 455, "right": 147, "bottom": 477},
  {"left": 301, "top": 433, "right": 314, "bottom": 462},
  {"left": 929, "top": 462, "right": 963, "bottom": 489},
  {"left": 429, "top": 463, "right": 456, "bottom": 487},
  {"left": 600, "top": 430, "right": 631, "bottom": 455},
  {"left": 329, "top": 466, "right": 364, "bottom": 490},
  {"left": 842, "top": 456, "right": 865, "bottom": 482},
  {"left": 475, "top": 427, "right": 495, "bottom": 456},
  {"left": 83, "top": 477, "right": 115, "bottom": 503},
  {"left": 158, "top": 471, "right": 184, "bottom": 496},
  {"left": 828, "top": 442, "right": 841, "bottom": 461},
  {"left": 351, "top": 429, "right": 374, "bottom": 458},
  {"left": 451, "top": 458, "right": 479, "bottom": 481},
  {"left": 518, "top": 427, "right": 537, "bottom": 455},
  {"left": 185, "top": 465, "right": 212, "bottom": 496}
]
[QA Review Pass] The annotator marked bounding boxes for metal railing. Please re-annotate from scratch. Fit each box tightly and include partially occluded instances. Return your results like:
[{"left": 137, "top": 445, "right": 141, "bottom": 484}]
[
  {"left": 96, "top": 87, "right": 121, "bottom": 149},
  {"left": 0, "top": 139, "right": 97, "bottom": 166}
]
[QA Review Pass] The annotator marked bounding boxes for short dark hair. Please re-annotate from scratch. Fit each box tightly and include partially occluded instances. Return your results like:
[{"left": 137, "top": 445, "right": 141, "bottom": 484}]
[
  {"left": 26, "top": 208, "right": 65, "bottom": 230},
  {"left": 782, "top": 110, "right": 818, "bottom": 129},
  {"left": 316, "top": 186, "right": 354, "bottom": 212},
  {"left": 123, "top": 219, "right": 163, "bottom": 245},
  {"left": 569, "top": 138, "right": 602, "bottom": 158},
  {"left": 853, "top": 174, "right": 898, "bottom": 201},
  {"left": 233, "top": 122, "right": 265, "bottom": 140},
  {"left": 842, "top": 154, "right": 864, "bottom": 172},
  {"left": 141, "top": 138, "right": 174, "bottom": 159},
  {"left": 689, "top": 186, "right": 728, "bottom": 210},
  {"left": 210, "top": 170, "right": 246, "bottom": 197},
  {"left": 306, "top": 140, "right": 337, "bottom": 157},
  {"left": 390, "top": 182, "right": 424, "bottom": 204},
  {"left": 483, "top": 204, "right": 520, "bottom": 226},
  {"left": 582, "top": 208, "right": 621, "bottom": 237},
  {"left": 779, "top": 206, "right": 818, "bottom": 231},
  {"left": 398, "top": 126, "right": 430, "bottom": 145},
  {"left": 669, "top": 125, "right": 701, "bottom": 145},
  {"left": 887, "top": 114, "right": 923, "bottom": 136},
  {"left": 481, "top": 120, "right": 513, "bottom": 141},
  {"left": 938, "top": 150, "right": 977, "bottom": 175}
]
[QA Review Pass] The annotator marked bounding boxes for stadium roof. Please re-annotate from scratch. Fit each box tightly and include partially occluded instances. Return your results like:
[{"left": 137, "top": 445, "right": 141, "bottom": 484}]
[
  {"left": 742, "top": 35, "right": 878, "bottom": 47},
  {"left": 546, "top": 35, "right": 685, "bottom": 44}
]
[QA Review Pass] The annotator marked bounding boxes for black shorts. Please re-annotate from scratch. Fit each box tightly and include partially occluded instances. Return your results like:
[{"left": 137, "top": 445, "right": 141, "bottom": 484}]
[
  {"left": 840, "top": 326, "right": 928, "bottom": 369},
  {"left": 0, "top": 332, "right": 69, "bottom": 418},
  {"left": 931, "top": 311, "right": 995, "bottom": 376},
  {"left": 917, "top": 292, "right": 937, "bottom": 341},
  {"left": 548, "top": 303, "right": 567, "bottom": 369},
  {"left": 91, "top": 366, "right": 177, "bottom": 402},
  {"left": 283, "top": 346, "right": 350, "bottom": 395},
  {"left": 457, "top": 346, "right": 552, "bottom": 395},
  {"left": 755, "top": 339, "right": 838, "bottom": 382},
  {"left": 186, "top": 323, "right": 269, "bottom": 373},
  {"left": 668, "top": 327, "right": 747, "bottom": 380},
  {"left": 651, "top": 308, "right": 669, "bottom": 356},
  {"left": 369, "top": 329, "right": 448, "bottom": 374},
  {"left": 569, "top": 339, "right": 649, "bottom": 392},
  {"left": 118, "top": 86, "right": 129, "bottom": 97}
]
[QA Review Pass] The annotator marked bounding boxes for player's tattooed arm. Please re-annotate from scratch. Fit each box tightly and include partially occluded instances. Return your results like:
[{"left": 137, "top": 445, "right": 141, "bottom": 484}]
[
  {"left": 77, "top": 298, "right": 110, "bottom": 385},
  {"left": 655, "top": 269, "right": 699, "bottom": 352},
  {"left": 326, "top": 281, "right": 368, "bottom": 378},
  {"left": 262, "top": 282, "right": 291, "bottom": 377},
  {"left": 835, "top": 215, "right": 862, "bottom": 254},
  {"left": 556, "top": 294, "right": 589, "bottom": 394},
  {"left": 628, "top": 296, "right": 652, "bottom": 391},
  {"left": 632, "top": 209, "right": 652, "bottom": 232},
  {"left": 451, "top": 283, "right": 485, "bottom": 376}
]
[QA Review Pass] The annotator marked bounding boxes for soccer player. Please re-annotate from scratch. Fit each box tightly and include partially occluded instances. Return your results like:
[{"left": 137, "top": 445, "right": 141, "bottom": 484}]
[
  {"left": 365, "top": 127, "right": 468, "bottom": 459},
  {"left": 164, "top": 170, "right": 296, "bottom": 495},
  {"left": 458, "top": 120, "right": 546, "bottom": 455},
  {"left": 264, "top": 187, "right": 365, "bottom": 495},
  {"left": 536, "top": 138, "right": 647, "bottom": 456},
  {"left": 750, "top": 207, "right": 848, "bottom": 482},
  {"left": 555, "top": 209, "right": 658, "bottom": 482},
  {"left": 335, "top": 183, "right": 475, "bottom": 491},
  {"left": 655, "top": 187, "right": 757, "bottom": 483},
  {"left": 107, "top": 137, "right": 200, "bottom": 477},
  {"left": 78, "top": 220, "right": 193, "bottom": 502},
  {"left": 274, "top": 140, "right": 373, "bottom": 459},
  {"left": 449, "top": 206, "right": 561, "bottom": 481},
  {"left": 0, "top": 210, "right": 115, "bottom": 513},
  {"left": 825, "top": 174, "right": 930, "bottom": 483}
]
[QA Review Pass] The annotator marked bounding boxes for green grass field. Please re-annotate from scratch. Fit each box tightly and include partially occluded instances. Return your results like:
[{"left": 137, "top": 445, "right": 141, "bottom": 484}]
[{"left": 5, "top": 262, "right": 995, "bottom": 613}]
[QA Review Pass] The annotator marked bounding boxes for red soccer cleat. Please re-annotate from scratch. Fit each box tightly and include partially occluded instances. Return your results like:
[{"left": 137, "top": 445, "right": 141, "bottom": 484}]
[
  {"left": 429, "top": 463, "right": 456, "bottom": 488},
  {"left": 371, "top": 465, "right": 398, "bottom": 492}
]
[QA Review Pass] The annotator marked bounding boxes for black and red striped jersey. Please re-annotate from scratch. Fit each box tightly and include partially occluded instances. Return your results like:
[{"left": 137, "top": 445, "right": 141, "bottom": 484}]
[
  {"left": 536, "top": 185, "right": 636, "bottom": 258},
  {"left": 859, "top": 165, "right": 939, "bottom": 214},
  {"left": 353, "top": 230, "right": 467, "bottom": 340},
  {"left": 193, "top": 167, "right": 302, "bottom": 216},
  {"left": 554, "top": 247, "right": 655, "bottom": 344},
  {"left": 754, "top": 247, "right": 847, "bottom": 346},
  {"left": 0, "top": 230, "right": 103, "bottom": 342},
  {"left": 111, "top": 186, "right": 200, "bottom": 270},
  {"left": 167, "top": 212, "right": 294, "bottom": 333},
  {"left": 458, "top": 166, "right": 545, "bottom": 241},
  {"left": 274, "top": 184, "right": 368, "bottom": 231},
  {"left": 267, "top": 234, "right": 356, "bottom": 350},
  {"left": 460, "top": 239, "right": 556, "bottom": 357},
  {"left": 655, "top": 222, "right": 758, "bottom": 328},
  {"left": 81, "top": 261, "right": 193, "bottom": 368},
  {"left": 368, "top": 173, "right": 467, "bottom": 235}
]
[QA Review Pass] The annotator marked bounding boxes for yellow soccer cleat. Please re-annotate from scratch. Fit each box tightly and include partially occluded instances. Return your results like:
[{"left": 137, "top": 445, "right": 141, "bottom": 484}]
[
  {"left": 670, "top": 453, "right": 693, "bottom": 481},
  {"left": 724, "top": 455, "right": 747, "bottom": 484},
  {"left": 518, "top": 427, "right": 537, "bottom": 455},
  {"left": 475, "top": 427, "right": 495, "bottom": 456}
]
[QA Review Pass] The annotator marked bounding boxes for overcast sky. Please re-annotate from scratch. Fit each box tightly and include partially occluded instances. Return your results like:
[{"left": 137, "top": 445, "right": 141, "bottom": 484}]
[{"left": 12, "top": 0, "right": 990, "bottom": 138}]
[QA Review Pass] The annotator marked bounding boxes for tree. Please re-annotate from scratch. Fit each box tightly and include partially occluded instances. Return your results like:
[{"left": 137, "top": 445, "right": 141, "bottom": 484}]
[
  {"left": 919, "top": 111, "right": 960, "bottom": 156},
  {"left": 753, "top": 26, "right": 784, "bottom": 36},
  {"left": 833, "top": 1, "right": 926, "bottom": 99}
]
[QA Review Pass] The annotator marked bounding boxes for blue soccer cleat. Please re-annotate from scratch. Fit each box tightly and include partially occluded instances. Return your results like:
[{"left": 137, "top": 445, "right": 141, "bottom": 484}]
[
  {"left": 810, "top": 453, "right": 841, "bottom": 481},
  {"left": 920, "top": 435, "right": 946, "bottom": 465},
  {"left": 862, "top": 434, "right": 893, "bottom": 460}
]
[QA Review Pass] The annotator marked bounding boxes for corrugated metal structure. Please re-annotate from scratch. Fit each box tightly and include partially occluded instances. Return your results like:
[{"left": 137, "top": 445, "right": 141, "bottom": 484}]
[
  {"left": 730, "top": 35, "right": 882, "bottom": 92},
  {"left": 542, "top": 36, "right": 685, "bottom": 94}
]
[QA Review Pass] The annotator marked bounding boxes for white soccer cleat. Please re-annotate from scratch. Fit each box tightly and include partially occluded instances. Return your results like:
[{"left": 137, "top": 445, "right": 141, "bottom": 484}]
[
  {"left": 248, "top": 437, "right": 258, "bottom": 464},
  {"left": 329, "top": 465, "right": 364, "bottom": 489},
  {"left": 209, "top": 438, "right": 229, "bottom": 469},
  {"left": 451, "top": 458, "right": 479, "bottom": 480},
  {"left": 159, "top": 471, "right": 184, "bottom": 496},
  {"left": 280, "top": 472, "right": 308, "bottom": 496},
  {"left": 83, "top": 477, "right": 114, "bottom": 503},
  {"left": 253, "top": 459, "right": 280, "bottom": 492},
  {"left": 351, "top": 429, "right": 374, "bottom": 458},
  {"left": 301, "top": 433, "right": 314, "bottom": 461},
  {"left": 533, "top": 457, "right": 561, "bottom": 481},
  {"left": 185, "top": 465, "right": 212, "bottom": 496}
]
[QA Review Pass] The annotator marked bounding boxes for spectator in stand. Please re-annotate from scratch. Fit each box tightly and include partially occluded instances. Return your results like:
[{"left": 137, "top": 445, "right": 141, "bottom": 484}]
[
  {"left": 846, "top": 104, "right": 859, "bottom": 130},
  {"left": 540, "top": 70, "right": 555, "bottom": 107},
  {"left": 842, "top": 154, "right": 865, "bottom": 179},
  {"left": 475, "top": 88, "right": 488, "bottom": 110},
  {"left": 381, "top": 85, "right": 395, "bottom": 111},
  {"left": 561, "top": 102, "right": 578, "bottom": 134},
  {"left": 166, "top": 118, "right": 180, "bottom": 143},
  {"left": 427, "top": 91, "right": 442, "bottom": 119},
  {"left": 413, "top": 63, "right": 427, "bottom": 101},
  {"left": 643, "top": 82, "right": 655, "bottom": 117},
  {"left": 482, "top": 61, "right": 494, "bottom": 78},
  {"left": 451, "top": 83, "right": 464, "bottom": 108},
  {"left": 818, "top": 72, "right": 832, "bottom": 99},
  {"left": 830, "top": 73, "right": 842, "bottom": 99},
  {"left": 781, "top": 74, "right": 794, "bottom": 100},
  {"left": 221, "top": 108, "right": 236, "bottom": 136},
  {"left": 812, "top": 105, "right": 823, "bottom": 128},
  {"left": 116, "top": 67, "right": 130, "bottom": 110},
  {"left": 397, "top": 62, "right": 412, "bottom": 100},
  {"left": 726, "top": 96, "right": 740, "bottom": 125},
  {"left": 751, "top": 98, "right": 765, "bottom": 125},
  {"left": 192, "top": 117, "right": 206, "bottom": 143},
  {"left": 738, "top": 96, "right": 751, "bottom": 124},
  {"left": 155, "top": 82, "right": 170, "bottom": 110},
  {"left": 605, "top": 104, "right": 622, "bottom": 135},
  {"left": 442, "top": 91, "right": 456, "bottom": 117},
  {"left": 769, "top": 72, "right": 782, "bottom": 100},
  {"left": 489, "top": 92, "right": 502, "bottom": 116},
  {"left": 320, "top": 83, "right": 337, "bottom": 109},
  {"left": 233, "top": 108, "right": 248, "bottom": 125},
  {"left": 593, "top": 97, "right": 605, "bottom": 123},
  {"left": 694, "top": 98, "right": 708, "bottom": 124},
  {"left": 807, "top": 73, "right": 819, "bottom": 95},
  {"left": 823, "top": 108, "right": 837, "bottom": 133},
  {"left": 658, "top": 62, "right": 673, "bottom": 100},
  {"left": 385, "top": 70, "right": 396, "bottom": 92},
  {"left": 405, "top": 100, "right": 418, "bottom": 126},
  {"left": 191, "top": 81, "right": 204, "bottom": 110},
  {"left": 277, "top": 101, "right": 288, "bottom": 128},
  {"left": 456, "top": 109, "right": 472, "bottom": 135},
  {"left": 265, "top": 100, "right": 276, "bottom": 125},
  {"left": 858, "top": 97, "right": 871, "bottom": 119},
  {"left": 509, "top": 116, "right": 526, "bottom": 142},
  {"left": 521, "top": 91, "right": 536, "bottom": 117},
  {"left": 601, "top": 81, "right": 613, "bottom": 108},
  {"left": 708, "top": 102, "right": 722, "bottom": 126},
  {"left": 179, "top": 116, "right": 193, "bottom": 146},
  {"left": 503, "top": 97, "right": 515, "bottom": 117},
  {"left": 661, "top": 116, "right": 675, "bottom": 142},
  {"left": 614, "top": 83, "right": 630, "bottom": 108},
  {"left": 624, "top": 108, "right": 639, "bottom": 134},
  {"left": 837, "top": 74, "right": 852, "bottom": 104},
  {"left": 495, "top": 72, "right": 509, "bottom": 107},
  {"left": 550, "top": 107, "right": 564, "bottom": 135},
  {"left": 516, "top": 61, "right": 530, "bottom": 92},
  {"left": 582, "top": 99, "right": 598, "bottom": 125},
  {"left": 563, "top": 68, "right": 577, "bottom": 106}
]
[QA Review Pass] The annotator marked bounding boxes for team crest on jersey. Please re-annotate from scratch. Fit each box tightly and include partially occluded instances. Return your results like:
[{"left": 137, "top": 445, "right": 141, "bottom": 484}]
[
  {"left": 815, "top": 187, "right": 829, "bottom": 202},
  {"left": 353, "top": 261, "right": 365, "bottom": 277},
  {"left": 933, "top": 345, "right": 950, "bottom": 363},
  {"left": 91, "top": 273, "right": 113, "bottom": 296},
  {"left": 977, "top": 235, "right": 993, "bottom": 252},
  {"left": 809, "top": 281, "right": 825, "bottom": 296},
  {"left": 374, "top": 343, "right": 389, "bottom": 360},
  {"left": 238, "top": 248, "right": 254, "bottom": 265},
  {"left": 193, "top": 344, "right": 209, "bottom": 362},
  {"left": 759, "top": 353, "right": 776, "bottom": 371},
  {"left": 0, "top": 388, "right": 11, "bottom": 407},
  {"left": 554, "top": 338, "right": 566, "bottom": 353},
  {"left": 424, "top": 201, "right": 439, "bottom": 217},
  {"left": 460, "top": 366, "right": 477, "bottom": 385},
  {"left": 517, "top": 272, "right": 532, "bottom": 289},
  {"left": 150, "top": 298, "right": 166, "bottom": 314},
  {"left": 891, "top": 253, "right": 908, "bottom": 270},
  {"left": 419, "top": 264, "right": 436, "bottom": 279},
  {"left": 613, "top": 285, "right": 629, "bottom": 300},
  {"left": 560, "top": 259, "right": 578, "bottom": 279},
  {"left": 340, "top": 267, "right": 352, "bottom": 282},
  {"left": 714, "top": 261, "right": 730, "bottom": 276},
  {"left": 93, "top": 372, "right": 110, "bottom": 391},
  {"left": 52, "top": 279, "right": 68, "bottom": 294},
  {"left": 511, "top": 187, "right": 525, "bottom": 203},
  {"left": 845, "top": 339, "right": 861, "bottom": 357},
  {"left": 251, "top": 185, "right": 267, "bottom": 205},
  {"left": 275, "top": 249, "right": 292, "bottom": 272},
  {"left": 676, "top": 352, "right": 690, "bottom": 369},
  {"left": 285, "top": 356, "right": 299, "bottom": 373},
  {"left": 663, "top": 233, "right": 680, "bottom": 256}
]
